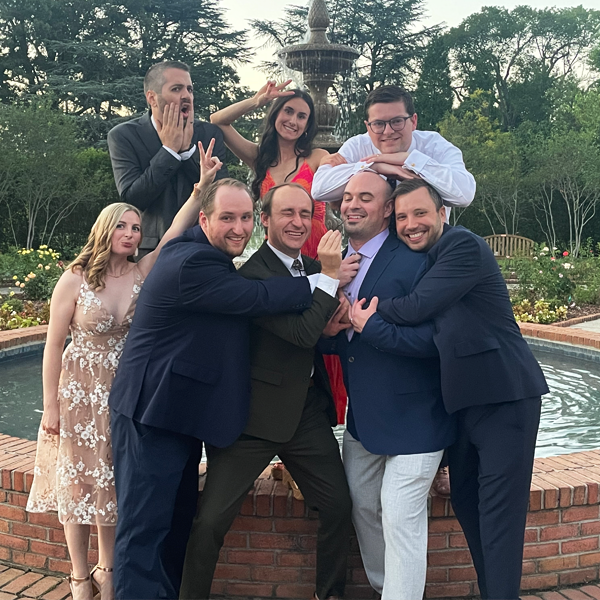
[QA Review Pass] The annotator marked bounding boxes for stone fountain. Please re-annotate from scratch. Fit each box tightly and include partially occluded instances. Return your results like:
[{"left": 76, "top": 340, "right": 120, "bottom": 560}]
[{"left": 278, "top": 0, "right": 359, "bottom": 151}]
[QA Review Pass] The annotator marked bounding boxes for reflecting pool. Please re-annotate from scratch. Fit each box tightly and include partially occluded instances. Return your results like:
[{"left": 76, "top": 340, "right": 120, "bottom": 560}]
[{"left": 2, "top": 346, "right": 600, "bottom": 459}]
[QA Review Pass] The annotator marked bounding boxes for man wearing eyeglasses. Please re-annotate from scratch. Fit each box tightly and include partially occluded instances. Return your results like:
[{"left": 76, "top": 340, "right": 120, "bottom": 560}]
[{"left": 311, "top": 85, "right": 475, "bottom": 214}]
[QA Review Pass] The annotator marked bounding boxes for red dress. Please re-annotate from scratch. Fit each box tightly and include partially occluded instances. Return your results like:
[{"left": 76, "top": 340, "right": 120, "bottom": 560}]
[{"left": 260, "top": 161, "right": 348, "bottom": 424}]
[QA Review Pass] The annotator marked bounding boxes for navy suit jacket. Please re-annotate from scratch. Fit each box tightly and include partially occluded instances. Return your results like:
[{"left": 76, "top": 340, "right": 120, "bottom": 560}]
[
  {"left": 378, "top": 225, "right": 549, "bottom": 414},
  {"left": 323, "top": 233, "right": 456, "bottom": 456},
  {"left": 107, "top": 112, "right": 228, "bottom": 251},
  {"left": 109, "top": 226, "right": 312, "bottom": 447}
]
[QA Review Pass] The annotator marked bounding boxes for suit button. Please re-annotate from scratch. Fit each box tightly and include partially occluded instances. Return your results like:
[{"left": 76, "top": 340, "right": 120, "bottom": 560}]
[{"left": 348, "top": 356, "right": 354, "bottom": 363}]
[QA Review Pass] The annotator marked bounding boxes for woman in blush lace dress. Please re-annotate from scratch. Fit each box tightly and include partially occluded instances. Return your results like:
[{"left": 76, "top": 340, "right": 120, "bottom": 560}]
[
  {"left": 211, "top": 81, "right": 348, "bottom": 424},
  {"left": 26, "top": 141, "right": 222, "bottom": 600}
]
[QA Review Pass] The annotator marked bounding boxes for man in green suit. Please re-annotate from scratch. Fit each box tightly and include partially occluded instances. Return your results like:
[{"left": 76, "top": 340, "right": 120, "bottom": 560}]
[{"left": 180, "top": 182, "right": 352, "bottom": 600}]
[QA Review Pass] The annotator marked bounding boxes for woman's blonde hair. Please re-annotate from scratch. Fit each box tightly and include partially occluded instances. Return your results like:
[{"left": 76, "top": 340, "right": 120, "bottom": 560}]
[{"left": 69, "top": 203, "right": 142, "bottom": 290}]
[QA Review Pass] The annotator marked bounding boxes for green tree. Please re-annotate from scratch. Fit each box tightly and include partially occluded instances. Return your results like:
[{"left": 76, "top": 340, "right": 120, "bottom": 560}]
[
  {"left": 447, "top": 6, "right": 600, "bottom": 130},
  {"left": 251, "top": 0, "right": 440, "bottom": 137}
]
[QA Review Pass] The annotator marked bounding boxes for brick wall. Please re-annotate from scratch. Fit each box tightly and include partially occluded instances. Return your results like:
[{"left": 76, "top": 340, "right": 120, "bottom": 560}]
[{"left": 2, "top": 433, "right": 600, "bottom": 599}]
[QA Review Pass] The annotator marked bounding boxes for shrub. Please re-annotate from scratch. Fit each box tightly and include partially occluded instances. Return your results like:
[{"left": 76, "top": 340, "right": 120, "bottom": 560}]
[
  {"left": 7, "top": 246, "right": 66, "bottom": 301},
  {"left": 512, "top": 298, "right": 568, "bottom": 324},
  {"left": 0, "top": 294, "right": 49, "bottom": 330}
]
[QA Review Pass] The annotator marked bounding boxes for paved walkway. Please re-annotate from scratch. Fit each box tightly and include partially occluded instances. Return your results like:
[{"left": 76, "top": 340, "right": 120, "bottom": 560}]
[
  {"left": 4, "top": 564, "right": 600, "bottom": 600},
  {"left": 572, "top": 319, "right": 600, "bottom": 333}
]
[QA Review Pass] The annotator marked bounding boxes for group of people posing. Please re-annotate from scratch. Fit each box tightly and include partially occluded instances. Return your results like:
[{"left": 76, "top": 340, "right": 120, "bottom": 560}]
[{"left": 26, "top": 60, "right": 549, "bottom": 600}]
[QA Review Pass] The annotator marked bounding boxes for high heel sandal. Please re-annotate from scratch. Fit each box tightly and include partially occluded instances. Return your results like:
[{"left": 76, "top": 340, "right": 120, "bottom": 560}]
[
  {"left": 90, "top": 565, "right": 113, "bottom": 598},
  {"left": 68, "top": 572, "right": 96, "bottom": 599}
]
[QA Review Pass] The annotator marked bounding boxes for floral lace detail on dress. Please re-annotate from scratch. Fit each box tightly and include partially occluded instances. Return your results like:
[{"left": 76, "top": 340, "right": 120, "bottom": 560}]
[{"left": 27, "top": 268, "right": 143, "bottom": 525}]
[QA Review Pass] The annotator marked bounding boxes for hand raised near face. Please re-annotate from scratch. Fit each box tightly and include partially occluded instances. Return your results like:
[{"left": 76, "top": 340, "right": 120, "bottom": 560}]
[
  {"left": 253, "top": 80, "right": 295, "bottom": 108},
  {"left": 317, "top": 230, "right": 343, "bottom": 279},
  {"left": 180, "top": 107, "right": 195, "bottom": 153},
  {"left": 194, "top": 139, "right": 222, "bottom": 191},
  {"left": 156, "top": 102, "right": 185, "bottom": 154}
]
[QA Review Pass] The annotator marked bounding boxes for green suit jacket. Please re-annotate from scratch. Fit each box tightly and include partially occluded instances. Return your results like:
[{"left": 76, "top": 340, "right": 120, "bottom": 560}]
[{"left": 238, "top": 242, "right": 340, "bottom": 443}]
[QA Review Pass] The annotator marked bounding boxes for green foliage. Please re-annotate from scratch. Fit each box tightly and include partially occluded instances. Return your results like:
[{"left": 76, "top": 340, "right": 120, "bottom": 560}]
[
  {"left": 512, "top": 298, "right": 568, "bottom": 324},
  {"left": 5, "top": 246, "right": 67, "bottom": 301},
  {"left": 0, "top": 295, "right": 50, "bottom": 330}
]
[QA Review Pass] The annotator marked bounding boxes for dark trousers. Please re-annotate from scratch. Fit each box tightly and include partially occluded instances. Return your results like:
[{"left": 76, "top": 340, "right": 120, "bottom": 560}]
[
  {"left": 111, "top": 409, "right": 203, "bottom": 600},
  {"left": 448, "top": 397, "right": 542, "bottom": 600},
  {"left": 179, "top": 396, "right": 352, "bottom": 600}
]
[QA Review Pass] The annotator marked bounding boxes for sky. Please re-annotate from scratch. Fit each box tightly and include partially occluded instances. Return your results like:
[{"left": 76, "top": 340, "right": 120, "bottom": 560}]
[{"left": 220, "top": 0, "right": 600, "bottom": 90}]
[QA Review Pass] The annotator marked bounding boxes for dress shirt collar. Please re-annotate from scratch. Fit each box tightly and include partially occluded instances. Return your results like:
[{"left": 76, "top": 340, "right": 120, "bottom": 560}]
[
  {"left": 267, "top": 241, "right": 302, "bottom": 274},
  {"left": 347, "top": 228, "right": 389, "bottom": 259},
  {"left": 150, "top": 114, "right": 159, "bottom": 132}
]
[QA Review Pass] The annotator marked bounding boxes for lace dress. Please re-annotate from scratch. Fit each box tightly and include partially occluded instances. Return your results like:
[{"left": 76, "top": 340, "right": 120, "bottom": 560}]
[{"left": 26, "top": 268, "right": 142, "bottom": 525}]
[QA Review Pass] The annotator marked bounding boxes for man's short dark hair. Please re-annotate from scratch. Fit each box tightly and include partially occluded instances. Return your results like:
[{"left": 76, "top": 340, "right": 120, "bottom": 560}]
[
  {"left": 364, "top": 86, "right": 415, "bottom": 119},
  {"left": 144, "top": 61, "right": 191, "bottom": 94},
  {"left": 392, "top": 179, "right": 444, "bottom": 211},
  {"left": 261, "top": 183, "right": 314, "bottom": 217},
  {"left": 201, "top": 179, "right": 253, "bottom": 218}
]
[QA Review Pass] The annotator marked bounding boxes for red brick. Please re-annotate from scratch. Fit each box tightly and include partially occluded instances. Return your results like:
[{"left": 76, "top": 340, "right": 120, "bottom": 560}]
[
  {"left": 525, "top": 528, "right": 539, "bottom": 543},
  {"left": 0, "top": 569, "right": 24, "bottom": 586},
  {"left": 251, "top": 567, "right": 301, "bottom": 582},
  {"left": 0, "top": 521, "right": 8, "bottom": 534},
  {"left": 230, "top": 515, "right": 272, "bottom": 532},
  {"left": 520, "top": 573, "right": 558, "bottom": 590},
  {"left": 0, "top": 505, "right": 25, "bottom": 522},
  {"left": 580, "top": 552, "right": 600, "bottom": 567},
  {"left": 291, "top": 496, "right": 306, "bottom": 518},
  {"left": 47, "top": 558, "right": 71, "bottom": 574},
  {"left": 539, "top": 593, "right": 569, "bottom": 600},
  {"left": 540, "top": 524, "right": 579, "bottom": 541},
  {"left": 274, "top": 583, "right": 315, "bottom": 598},
  {"left": 561, "top": 588, "right": 598, "bottom": 599},
  {"left": 558, "top": 568, "right": 598, "bottom": 586},
  {"left": 562, "top": 537, "right": 599, "bottom": 554},
  {"left": 427, "top": 534, "right": 447, "bottom": 550},
  {"left": 448, "top": 566, "right": 477, "bottom": 581},
  {"left": 29, "top": 540, "right": 67, "bottom": 559},
  {"left": 538, "top": 555, "right": 578, "bottom": 572},
  {"left": 449, "top": 533, "right": 468, "bottom": 548},
  {"left": 39, "top": 579, "right": 71, "bottom": 599},
  {"left": 255, "top": 479, "right": 275, "bottom": 517},
  {"left": 428, "top": 518, "right": 464, "bottom": 533},
  {"left": 429, "top": 496, "right": 449, "bottom": 518},
  {"left": 582, "top": 522, "right": 600, "bottom": 536},
  {"left": 227, "top": 550, "right": 274, "bottom": 565},
  {"left": 222, "top": 532, "right": 247, "bottom": 548},
  {"left": 0, "top": 572, "right": 43, "bottom": 593},
  {"left": 424, "top": 582, "right": 471, "bottom": 597},
  {"left": 9, "top": 551, "right": 47, "bottom": 569},
  {"left": 579, "top": 585, "right": 600, "bottom": 599},
  {"left": 277, "top": 553, "right": 316, "bottom": 567},
  {"left": 21, "top": 576, "right": 62, "bottom": 597},
  {"left": 527, "top": 511, "right": 560, "bottom": 526},
  {"left": 522, "top": 560, "right": 537, "bottom": 575},
  {"left": 0, "top": 534, "right": 27, "bottom": 551},
  {"left": 27, "top": 513, "right": 61, "bottom": 528},
  {"left": 212, "top": 564, "right": 251, "bottom": 580},
  {"left": 425, "top": 567, "right": 447, "bottom": 583},
  {"left": 249, "top": 533, "right": 299, "bottom": 550},
  {"left": 273, "top": 518, "right": 318, "bottom": 534},
  {"left": 225, "top": 582, "right": 274, "bottom": 597},
  {"left": 11, "top": 522, "right": 48, "bottom": 541},
  {"left": 0, "top": 548, "right": 10, "bottom": 561},
  {"left": 427, "top": 549, "right": 472, "bottom": 566},
  {"left": 563, "top": 505, "right": 600, "bottom": 523},
  {"left": 523, "top": 542, "right": 559, "bottom": 559}
]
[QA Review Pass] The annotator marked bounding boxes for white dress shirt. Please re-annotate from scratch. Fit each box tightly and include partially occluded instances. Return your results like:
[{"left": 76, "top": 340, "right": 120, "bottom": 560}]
[
  {"left": 151, "top": 115, "right": 197, "bottom": 162},
  {"left": 311, "top": 130, "right": 476, "bottom": 214},
  {"left": 266, "top": 242, "right": 339, "bottom": 297}
]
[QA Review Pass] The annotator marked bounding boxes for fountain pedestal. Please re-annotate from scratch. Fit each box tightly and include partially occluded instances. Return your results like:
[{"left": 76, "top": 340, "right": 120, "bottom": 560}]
[{"left": 278, "top": 0, "right": 359, "bottom": 151}]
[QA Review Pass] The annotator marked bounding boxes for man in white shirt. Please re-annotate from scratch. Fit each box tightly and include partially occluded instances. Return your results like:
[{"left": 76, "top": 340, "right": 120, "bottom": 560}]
[
  {"left": 180, "top": 183, "right": 352, "bottom": 600},
  {"left": 107, "top": 61, "right": 228, "bottom": 255},
  {"left": 311, "top": 85, "right": 475, "bottom": 215}
]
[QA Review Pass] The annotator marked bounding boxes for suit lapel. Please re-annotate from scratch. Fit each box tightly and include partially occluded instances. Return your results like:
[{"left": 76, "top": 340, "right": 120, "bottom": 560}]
[
  {"left": 137, "top": 112, "right": 162, "bottom": 156},
  {"left": 358, "top": 234, "right": 400, "bottom": 300},
  {"left": 257, "top": 243, "right": 293, "bottom": 278}
]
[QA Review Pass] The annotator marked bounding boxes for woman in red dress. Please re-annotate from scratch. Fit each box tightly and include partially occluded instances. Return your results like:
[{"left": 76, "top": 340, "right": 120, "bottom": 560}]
[{"left": 211, "top": 81, "right": 347, "bottom": 423}]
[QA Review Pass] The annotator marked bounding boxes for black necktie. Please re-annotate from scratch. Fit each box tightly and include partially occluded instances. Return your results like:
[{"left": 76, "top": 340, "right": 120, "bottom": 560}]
[
  {"left": 292, "top": 259, "right": 304, "bottom": 275},
  {"left": 386, "top": 177, "right": 397, "bottom": 192}
]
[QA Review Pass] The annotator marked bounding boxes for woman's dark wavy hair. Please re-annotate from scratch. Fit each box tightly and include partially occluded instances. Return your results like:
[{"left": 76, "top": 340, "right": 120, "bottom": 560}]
[{"left": 251, "top": 89, "right": 318, "bottom": 201}]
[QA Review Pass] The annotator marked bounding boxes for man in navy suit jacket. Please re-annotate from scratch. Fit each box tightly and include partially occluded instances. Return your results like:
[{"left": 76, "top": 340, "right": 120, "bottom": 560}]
[
  {"left": 352, "top": 179, "right": 549, "bottom": 600},
  {"left": 322, "top": 171, "right": 455, "bottom": 600},
  {"left": 109, "top": 178, "right": 317, "bottom": 599}
]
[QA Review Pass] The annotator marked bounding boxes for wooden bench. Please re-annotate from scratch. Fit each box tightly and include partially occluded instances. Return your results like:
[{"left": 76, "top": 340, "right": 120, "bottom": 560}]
[{"left": 483, "top": 234, "right": 535, "bottom": 258}]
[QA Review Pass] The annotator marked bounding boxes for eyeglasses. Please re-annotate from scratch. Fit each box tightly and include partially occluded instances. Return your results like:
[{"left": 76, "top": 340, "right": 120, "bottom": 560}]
[{"left": 366, "top": 116, "right": 413, "bottom": 134}]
